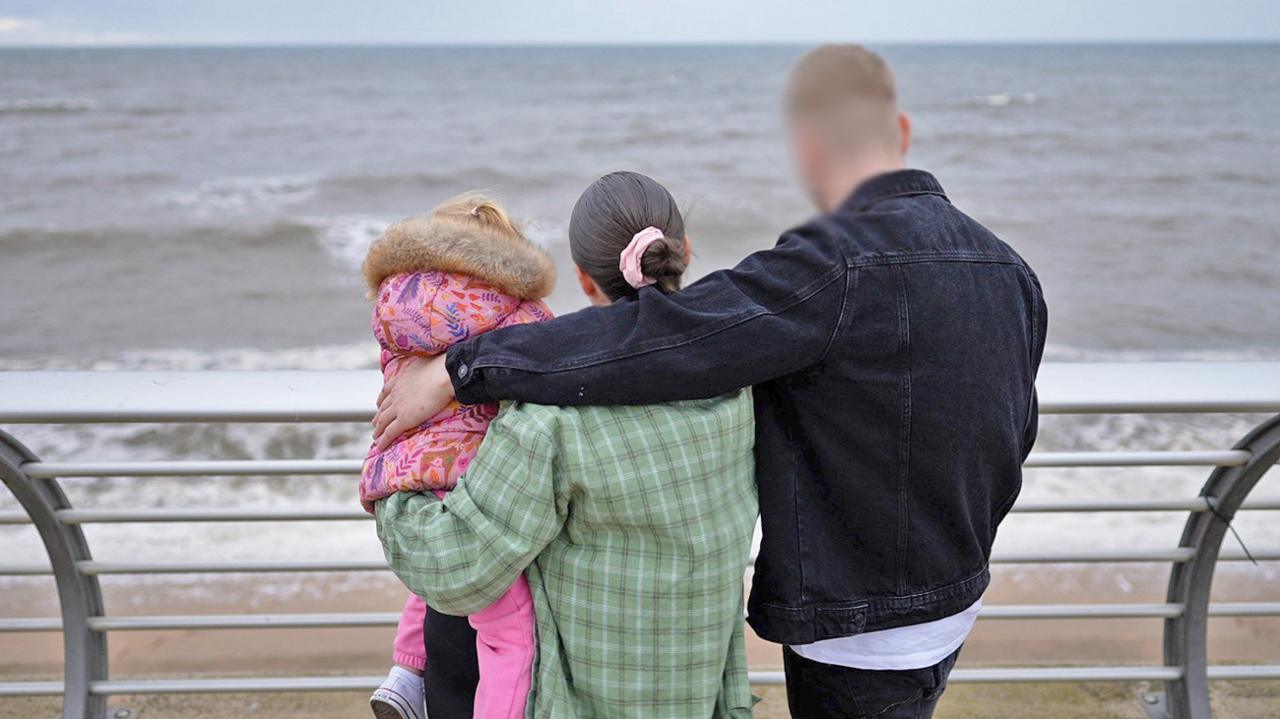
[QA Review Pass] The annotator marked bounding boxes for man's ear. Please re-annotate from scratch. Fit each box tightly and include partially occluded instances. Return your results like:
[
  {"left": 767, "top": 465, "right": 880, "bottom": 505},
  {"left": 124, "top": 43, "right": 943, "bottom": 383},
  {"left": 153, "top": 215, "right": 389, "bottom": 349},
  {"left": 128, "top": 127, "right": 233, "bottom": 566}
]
[
  {"left": 790, "top": 124, "right": 828, "bottom": 210},
  {"left": 898, "top": 111, "right": 912, "bottom": 158}
]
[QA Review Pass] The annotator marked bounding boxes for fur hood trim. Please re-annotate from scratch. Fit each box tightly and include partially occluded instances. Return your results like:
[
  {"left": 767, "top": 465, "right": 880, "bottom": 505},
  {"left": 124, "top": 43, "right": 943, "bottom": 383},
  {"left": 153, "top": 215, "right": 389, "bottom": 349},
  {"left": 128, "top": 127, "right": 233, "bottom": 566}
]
[{"left": 361, "top": 217, "right": 555, "bottom": 300}]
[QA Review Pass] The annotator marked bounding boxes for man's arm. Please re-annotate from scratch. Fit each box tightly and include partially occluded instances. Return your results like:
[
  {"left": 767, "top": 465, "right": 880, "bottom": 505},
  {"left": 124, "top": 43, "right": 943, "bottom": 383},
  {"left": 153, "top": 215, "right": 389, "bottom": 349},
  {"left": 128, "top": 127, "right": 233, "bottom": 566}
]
[
  {"left": 450, "top": 223, "right": 847, "bottom": 406},
  {"left": 375, "top": 403, "right": 565, "bottom": 615},
  {"left": 1021, "top": 267, "right": 1050, "bottom": 460},
  {"left": 450, "top": 221, "right": 849, "bottom": 406},
  {"left": 372, "top": 221, "right": 849, "bottom": 447}
]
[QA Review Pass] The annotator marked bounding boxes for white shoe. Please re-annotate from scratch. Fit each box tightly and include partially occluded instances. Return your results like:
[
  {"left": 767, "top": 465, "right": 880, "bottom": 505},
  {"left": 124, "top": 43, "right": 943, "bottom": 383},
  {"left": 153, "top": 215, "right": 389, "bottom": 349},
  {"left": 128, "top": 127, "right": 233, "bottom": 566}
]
[{"left": 370, "top": 666, "right": 426, "bottom": 719}]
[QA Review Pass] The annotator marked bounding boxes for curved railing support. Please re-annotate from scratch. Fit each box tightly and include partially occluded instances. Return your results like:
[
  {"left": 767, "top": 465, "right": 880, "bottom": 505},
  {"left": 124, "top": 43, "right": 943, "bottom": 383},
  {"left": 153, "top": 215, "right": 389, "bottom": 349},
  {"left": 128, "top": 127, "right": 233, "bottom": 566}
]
[
  {"left": 1162, "top": 414, "right": 1280, "bottom": 719},
  {"left": 0, "top": 431, "right": 107, "bottom": 719}
]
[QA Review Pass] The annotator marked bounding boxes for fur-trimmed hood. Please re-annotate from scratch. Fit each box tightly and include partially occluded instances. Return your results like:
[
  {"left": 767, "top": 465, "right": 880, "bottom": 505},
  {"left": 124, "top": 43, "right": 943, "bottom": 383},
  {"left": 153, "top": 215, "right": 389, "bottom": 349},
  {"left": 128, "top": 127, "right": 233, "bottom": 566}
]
[{"left": 361, "top": 216, "right": 555, "bottom": 300}]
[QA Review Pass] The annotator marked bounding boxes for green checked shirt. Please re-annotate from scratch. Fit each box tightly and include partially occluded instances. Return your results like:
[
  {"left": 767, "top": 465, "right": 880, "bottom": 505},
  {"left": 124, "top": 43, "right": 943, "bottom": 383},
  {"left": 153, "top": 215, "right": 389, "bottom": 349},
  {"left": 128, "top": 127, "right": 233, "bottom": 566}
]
[{"left": 376, "top": 391, "right": 758, "bottom": 719}]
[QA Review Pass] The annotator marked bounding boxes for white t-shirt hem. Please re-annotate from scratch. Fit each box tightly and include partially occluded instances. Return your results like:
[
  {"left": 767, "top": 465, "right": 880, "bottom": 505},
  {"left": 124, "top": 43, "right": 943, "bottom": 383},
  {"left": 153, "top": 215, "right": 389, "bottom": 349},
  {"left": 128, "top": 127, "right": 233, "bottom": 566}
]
[{"left": 788, "top": 598, "right": 981, "bottom": 671}]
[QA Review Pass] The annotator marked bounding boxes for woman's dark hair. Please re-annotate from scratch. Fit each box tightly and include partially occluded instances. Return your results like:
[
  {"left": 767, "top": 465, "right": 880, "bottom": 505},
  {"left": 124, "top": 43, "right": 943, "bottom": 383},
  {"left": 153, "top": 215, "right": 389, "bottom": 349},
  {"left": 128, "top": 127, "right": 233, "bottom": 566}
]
[{"left": 569, "top": 171, "right": 688, "bottom": 301}]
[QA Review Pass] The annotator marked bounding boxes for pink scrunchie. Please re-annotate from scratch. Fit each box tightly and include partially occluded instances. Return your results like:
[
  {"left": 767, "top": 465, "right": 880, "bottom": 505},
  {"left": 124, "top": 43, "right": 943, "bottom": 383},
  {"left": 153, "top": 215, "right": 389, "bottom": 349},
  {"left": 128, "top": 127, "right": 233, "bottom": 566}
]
[{"left": 619, "top": 226, "right": 665, "bottom": 289}]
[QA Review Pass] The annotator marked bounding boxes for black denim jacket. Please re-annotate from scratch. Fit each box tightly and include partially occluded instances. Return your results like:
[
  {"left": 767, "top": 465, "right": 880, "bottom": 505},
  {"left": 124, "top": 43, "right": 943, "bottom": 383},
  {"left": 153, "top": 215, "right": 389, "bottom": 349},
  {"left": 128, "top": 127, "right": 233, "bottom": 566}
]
[{"left": 447, "top": 170, "right": 1048, "bottom": 644}]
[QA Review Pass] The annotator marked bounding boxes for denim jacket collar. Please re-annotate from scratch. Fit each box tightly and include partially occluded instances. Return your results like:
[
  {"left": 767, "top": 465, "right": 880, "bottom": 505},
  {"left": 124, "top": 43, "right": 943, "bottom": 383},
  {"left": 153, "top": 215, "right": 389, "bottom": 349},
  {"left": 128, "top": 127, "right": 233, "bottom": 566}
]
[{"left": 842, "top": 169, "right": 949, "bottom": 213}]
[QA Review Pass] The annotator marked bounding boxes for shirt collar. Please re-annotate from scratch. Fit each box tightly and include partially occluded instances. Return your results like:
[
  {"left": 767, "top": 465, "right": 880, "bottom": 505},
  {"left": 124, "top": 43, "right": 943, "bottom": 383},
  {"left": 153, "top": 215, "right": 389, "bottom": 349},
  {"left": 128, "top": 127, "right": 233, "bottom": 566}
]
[{"left": 841, "top": 169, "right": 948, "bottom": 213}]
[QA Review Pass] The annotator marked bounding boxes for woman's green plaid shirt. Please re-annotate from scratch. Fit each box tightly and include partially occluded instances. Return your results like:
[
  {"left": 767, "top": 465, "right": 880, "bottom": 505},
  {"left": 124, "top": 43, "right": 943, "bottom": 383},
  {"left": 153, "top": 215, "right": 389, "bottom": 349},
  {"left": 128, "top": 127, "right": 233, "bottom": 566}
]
[{"left": 377, "top": 391, "right": 759, "bottom": 718}]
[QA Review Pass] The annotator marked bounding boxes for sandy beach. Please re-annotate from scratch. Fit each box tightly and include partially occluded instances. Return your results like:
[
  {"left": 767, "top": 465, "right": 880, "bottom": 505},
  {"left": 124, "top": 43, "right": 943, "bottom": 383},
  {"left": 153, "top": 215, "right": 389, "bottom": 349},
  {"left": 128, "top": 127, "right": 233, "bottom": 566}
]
[{"left": 4, "top": 564, "right": 1278, "bottom": 717}]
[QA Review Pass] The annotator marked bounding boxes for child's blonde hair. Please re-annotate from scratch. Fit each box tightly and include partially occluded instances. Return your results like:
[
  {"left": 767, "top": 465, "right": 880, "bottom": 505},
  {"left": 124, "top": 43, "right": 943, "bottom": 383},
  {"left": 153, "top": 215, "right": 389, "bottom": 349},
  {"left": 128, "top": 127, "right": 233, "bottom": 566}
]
[
  {"left": 426, "top": 192, "right": 525, "bottom": 244},
  {"left": 361, "top": 193, "right": 555, "bottom": 300}
]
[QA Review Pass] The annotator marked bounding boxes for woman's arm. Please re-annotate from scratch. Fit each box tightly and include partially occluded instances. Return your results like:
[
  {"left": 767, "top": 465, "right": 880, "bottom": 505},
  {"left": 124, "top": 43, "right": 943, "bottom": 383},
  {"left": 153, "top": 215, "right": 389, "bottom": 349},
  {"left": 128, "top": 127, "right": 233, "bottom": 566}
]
[{"left": 375, "top": 403, "right": 565, "bottom": 615}]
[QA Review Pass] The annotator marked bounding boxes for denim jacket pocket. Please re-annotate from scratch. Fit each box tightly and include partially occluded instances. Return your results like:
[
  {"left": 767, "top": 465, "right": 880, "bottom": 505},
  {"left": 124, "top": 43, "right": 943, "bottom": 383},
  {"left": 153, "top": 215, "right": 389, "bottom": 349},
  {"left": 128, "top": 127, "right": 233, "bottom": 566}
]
[{"left": 813, "top": 603, "right": 869, "bottom": 638}]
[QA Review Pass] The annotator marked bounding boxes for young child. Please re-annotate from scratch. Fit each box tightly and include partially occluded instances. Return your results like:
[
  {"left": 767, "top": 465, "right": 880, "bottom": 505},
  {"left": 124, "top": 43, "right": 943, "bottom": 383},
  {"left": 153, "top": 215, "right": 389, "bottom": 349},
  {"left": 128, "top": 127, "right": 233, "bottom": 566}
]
[{"left": 359, "top": 194, "right": 555, "bottom": 719}]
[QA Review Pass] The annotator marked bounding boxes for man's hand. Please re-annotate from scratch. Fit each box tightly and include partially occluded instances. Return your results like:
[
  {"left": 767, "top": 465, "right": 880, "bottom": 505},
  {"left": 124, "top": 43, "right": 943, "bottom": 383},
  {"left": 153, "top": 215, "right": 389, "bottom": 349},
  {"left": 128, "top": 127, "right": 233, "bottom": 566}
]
[{"left": 372, "top": 354, "right": 456, "bottom": 451}]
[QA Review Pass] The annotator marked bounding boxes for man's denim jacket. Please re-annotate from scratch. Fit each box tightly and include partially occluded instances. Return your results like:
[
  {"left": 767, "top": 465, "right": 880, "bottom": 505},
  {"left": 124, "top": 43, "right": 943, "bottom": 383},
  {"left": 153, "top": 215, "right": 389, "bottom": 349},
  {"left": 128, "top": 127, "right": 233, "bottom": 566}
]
[{"left": 447, "top": 170, "right": 1048, "bottom": 644}]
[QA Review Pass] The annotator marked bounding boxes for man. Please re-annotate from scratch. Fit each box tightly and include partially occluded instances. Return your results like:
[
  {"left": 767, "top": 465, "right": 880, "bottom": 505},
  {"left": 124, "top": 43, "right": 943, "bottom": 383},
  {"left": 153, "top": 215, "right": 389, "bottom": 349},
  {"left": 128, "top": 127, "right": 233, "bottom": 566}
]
[{"left": 374, "top": 44, "right": 1047, "bottom": 718}]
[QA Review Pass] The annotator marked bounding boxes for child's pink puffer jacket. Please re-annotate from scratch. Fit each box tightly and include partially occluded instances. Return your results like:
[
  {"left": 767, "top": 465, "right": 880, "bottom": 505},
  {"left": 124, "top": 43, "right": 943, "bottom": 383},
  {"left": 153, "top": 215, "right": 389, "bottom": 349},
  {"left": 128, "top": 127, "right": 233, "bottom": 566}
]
[{"left": 358, "top": 214, "right": 554, "bottom": 513}]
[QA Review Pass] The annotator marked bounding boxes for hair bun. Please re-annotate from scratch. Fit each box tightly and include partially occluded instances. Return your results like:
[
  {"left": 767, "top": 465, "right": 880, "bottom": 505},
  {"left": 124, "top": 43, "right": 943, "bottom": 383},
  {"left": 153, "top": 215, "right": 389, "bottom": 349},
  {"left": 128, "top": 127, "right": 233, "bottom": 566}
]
[
  {"left": 567, "top": 171, "right": 689, "bottom": 300},
  {"left": 639, "top": 234, "right": 688, "bottom": 290}
]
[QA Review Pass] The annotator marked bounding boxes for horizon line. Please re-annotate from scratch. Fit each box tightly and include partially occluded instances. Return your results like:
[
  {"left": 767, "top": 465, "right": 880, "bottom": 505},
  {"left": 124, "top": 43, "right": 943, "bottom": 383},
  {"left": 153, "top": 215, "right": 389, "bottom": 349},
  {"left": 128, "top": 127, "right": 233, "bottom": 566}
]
[{"left": 1, "top": 37, "right": 1277, "bottom": 50}]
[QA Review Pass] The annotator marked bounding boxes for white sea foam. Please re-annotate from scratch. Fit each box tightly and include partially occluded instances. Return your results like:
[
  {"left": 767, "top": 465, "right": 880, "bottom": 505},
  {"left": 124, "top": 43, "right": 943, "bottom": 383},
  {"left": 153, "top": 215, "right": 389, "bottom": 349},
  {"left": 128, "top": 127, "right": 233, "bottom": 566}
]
[
  {"left": 978, "top": 92, "right": 1038, "bottom": 108},
  {"left": 522, "top": 218, "right": 568, "bottom": 248},
  {"left": 300, "top": 212, "right": 564, "bottom": 273},
  {"left": 164, "top": 175, "right": 317, "bottom": 215},
  {"left": 303, "top": 214, "right": 390, "bottom": 270}
]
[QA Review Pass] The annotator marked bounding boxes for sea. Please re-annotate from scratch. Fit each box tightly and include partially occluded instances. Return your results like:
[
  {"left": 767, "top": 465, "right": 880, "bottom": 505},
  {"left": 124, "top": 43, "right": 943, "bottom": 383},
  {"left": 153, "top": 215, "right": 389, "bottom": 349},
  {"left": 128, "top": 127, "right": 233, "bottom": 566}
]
[{"left": 1, "top": 44, "right": 1277, "bottom": 592}]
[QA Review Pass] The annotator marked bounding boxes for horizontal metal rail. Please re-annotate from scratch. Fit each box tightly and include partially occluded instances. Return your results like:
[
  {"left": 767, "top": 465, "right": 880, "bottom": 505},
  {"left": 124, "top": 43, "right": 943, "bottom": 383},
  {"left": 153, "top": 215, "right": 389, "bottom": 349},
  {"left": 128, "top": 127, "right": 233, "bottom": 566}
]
[
  {"left": 1012, "top": 497, "right": 1280, "bottom": 512},
  {"left": 4, "top": 665, "right": 1279, "bottom": 696},
  {"left": 78, "top": 559, "right": 391, "bottom": 575},
  {"left": 1, "top": 548, "right": 1276, "bottom": 577},
  {"left": 0, "top": 613, "right": 403, "bottom": 633},
  {"left": 0, "top": 508, "right": 371, "bottom": 524},
  {"left": 12, "top": 450, "right": 1251, "bottom": 480},
  {"left": 23, "top": 459, "right": 362, "bottom": 478},
  {"left": 4, "top": 364, "right": 1280, "bottom": 423},
  {"left": 3, "top": 496, "right": 1279, "bottom": 526},
  {"left": 5, "top": 602, "right": 1280, "bottom": 634},
  {"left": 0, "top": 682, "right": 64, "bottom": 697},
  {"left": 1022, "top": 451, "right": 1251, "bottom": 468},
  {"left": 1207, "top": 665, "right": 1280, "bottom": 680},
  {"left": 57, "top": 508, "right": 369, "bottom": 523}
]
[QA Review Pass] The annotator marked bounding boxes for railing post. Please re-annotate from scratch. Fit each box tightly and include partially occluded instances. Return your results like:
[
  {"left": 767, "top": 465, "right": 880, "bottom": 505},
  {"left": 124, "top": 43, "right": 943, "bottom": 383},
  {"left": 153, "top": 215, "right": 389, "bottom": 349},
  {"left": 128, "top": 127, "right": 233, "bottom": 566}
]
[
  {"left": 1161, "top": 414, "right": 1280, "bottom": 719},
  {"left": 0, "top": 431, "right": 107, "bottom": 719}
]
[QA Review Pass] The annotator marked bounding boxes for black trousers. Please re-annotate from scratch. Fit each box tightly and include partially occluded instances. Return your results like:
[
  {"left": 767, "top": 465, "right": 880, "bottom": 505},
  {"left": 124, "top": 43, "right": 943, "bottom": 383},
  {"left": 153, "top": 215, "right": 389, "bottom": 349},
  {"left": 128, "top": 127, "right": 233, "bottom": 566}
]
[
  {"left": 783, "top": 646, "right": 961, "bottom": 719},
  {"left": 422, "top": 605, "right": 479, "bottom": 719}
]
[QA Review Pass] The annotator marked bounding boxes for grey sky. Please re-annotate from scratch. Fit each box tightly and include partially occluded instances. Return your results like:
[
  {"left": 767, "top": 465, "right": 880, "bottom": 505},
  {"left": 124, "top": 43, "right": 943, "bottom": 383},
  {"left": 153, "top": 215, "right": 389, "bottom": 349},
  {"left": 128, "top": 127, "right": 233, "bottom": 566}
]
[{"left": 0, "top": 1, "right": 1277, "bottom": 46}]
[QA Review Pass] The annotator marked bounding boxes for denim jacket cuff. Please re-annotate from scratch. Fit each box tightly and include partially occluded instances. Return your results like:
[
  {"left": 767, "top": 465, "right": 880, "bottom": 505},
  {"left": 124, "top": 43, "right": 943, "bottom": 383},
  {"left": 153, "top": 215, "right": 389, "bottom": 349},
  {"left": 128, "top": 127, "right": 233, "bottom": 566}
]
[{"left": 446, "top": 342, "right": 494, "bottom": 405}]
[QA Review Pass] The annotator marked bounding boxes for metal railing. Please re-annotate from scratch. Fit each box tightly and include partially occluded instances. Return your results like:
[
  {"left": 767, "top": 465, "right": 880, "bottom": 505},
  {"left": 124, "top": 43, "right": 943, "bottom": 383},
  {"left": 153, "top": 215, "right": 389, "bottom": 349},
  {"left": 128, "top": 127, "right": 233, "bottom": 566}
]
[{"left": 1, "top": 362, "right": 1278, "bottom": 719}]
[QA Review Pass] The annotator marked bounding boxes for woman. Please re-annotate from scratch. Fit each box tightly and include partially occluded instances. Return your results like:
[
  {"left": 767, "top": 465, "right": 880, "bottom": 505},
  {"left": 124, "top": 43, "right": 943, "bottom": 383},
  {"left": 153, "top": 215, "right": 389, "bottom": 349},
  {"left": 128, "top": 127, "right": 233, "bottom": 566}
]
[{"left": 375, "top": 171, "right": 758, "bottom": 718}]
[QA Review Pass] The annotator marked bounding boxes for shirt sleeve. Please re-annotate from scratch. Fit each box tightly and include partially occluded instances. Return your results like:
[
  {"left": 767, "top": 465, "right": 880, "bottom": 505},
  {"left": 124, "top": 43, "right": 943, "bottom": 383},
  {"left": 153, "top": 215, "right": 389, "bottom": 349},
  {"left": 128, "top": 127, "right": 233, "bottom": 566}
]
[
  {"left": 446, "top": 222, "right": 849, "bottom": 406},
  {"left": 1021, "top": 265, "right": 1049, "bottom": 460},
  {"left": 718, "top": 592, "right": 758, "bottom": 718},
  {"left": 375, "top": 402, "right": 566, "bottom": 615}
]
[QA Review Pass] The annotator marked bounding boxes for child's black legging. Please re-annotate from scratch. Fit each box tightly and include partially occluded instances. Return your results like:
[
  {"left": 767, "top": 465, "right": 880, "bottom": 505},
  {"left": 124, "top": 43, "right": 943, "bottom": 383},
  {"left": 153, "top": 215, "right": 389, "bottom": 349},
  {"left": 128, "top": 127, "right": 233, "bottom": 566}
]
[{"left": 422, "top": 604, "right": 479, "bottom": 718}]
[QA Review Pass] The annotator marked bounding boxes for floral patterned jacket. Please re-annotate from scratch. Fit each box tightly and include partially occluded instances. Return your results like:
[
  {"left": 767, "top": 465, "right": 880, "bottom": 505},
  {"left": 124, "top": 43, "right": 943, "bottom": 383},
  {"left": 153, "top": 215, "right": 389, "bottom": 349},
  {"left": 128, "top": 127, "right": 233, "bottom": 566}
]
[{"left": 358, "top": 214, "right": 554, "bottom": 512}]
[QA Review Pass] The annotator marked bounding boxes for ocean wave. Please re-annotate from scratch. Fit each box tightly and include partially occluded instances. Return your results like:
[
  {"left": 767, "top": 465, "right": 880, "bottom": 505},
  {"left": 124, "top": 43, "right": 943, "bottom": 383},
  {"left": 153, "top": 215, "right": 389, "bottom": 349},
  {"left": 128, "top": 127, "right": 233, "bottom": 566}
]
[
  {"left": 1043, "top": 343, "right": 1280, "bottom": 363},
  {"left": 317, "top": 167, "right": 577, "bottom": 197},
  {"left": 41, "top": 170, "right": 180, "bottom": 191},
  {"left": 0, "top": 97, "right": 99, "bottom": 114},
  {"left": 973, "top": 92, "right": 1039, "bottom": 108},
  {"left": 298, "top": 211, "right": 564, "bottom": 272},
  {"left": 164, "top": 175, "right": 317, "bottom": 214},
  {"left": 118, "top": 103, "right": 190, "bottom": 117},
  {"left": 0, "top": 220, "right": 317, "bottom": 255},
  {"left": 159, "top": 168, "right": 573, "bottom": 218},
  {"left": 521, "top": 217, "right": 567, "bottom": 248},
  {"left": 301, "top": 214, "right": 390, "bottom": 269},
  {"left": 0, "top": 340, "right": 378, "bottom": 372}
]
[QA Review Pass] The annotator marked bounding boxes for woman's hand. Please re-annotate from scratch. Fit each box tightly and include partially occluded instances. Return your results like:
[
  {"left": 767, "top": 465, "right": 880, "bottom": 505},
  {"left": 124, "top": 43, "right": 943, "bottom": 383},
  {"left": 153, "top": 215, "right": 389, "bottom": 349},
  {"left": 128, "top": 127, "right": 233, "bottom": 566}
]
[{"left": 373, "top": 354, "right": 455, "bottom": 450}]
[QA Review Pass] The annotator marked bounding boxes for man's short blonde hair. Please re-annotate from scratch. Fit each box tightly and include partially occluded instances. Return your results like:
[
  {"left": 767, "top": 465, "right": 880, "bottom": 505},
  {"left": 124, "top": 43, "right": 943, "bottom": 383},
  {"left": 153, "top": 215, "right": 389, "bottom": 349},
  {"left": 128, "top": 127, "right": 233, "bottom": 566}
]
[{"left": 786, "top": 44, "right": 901, "bottom": 156}]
